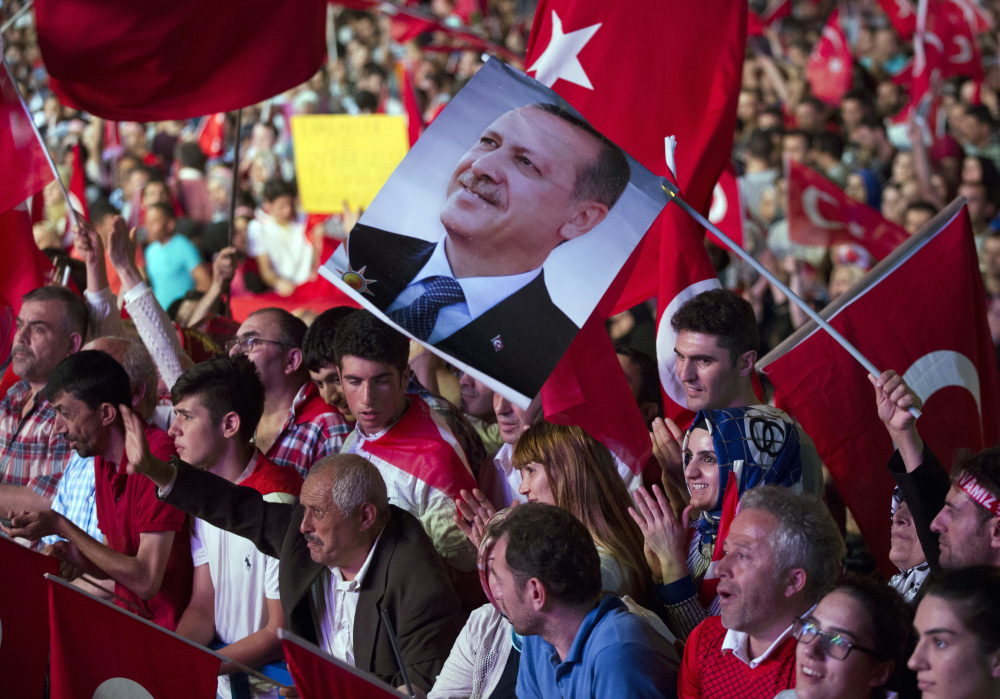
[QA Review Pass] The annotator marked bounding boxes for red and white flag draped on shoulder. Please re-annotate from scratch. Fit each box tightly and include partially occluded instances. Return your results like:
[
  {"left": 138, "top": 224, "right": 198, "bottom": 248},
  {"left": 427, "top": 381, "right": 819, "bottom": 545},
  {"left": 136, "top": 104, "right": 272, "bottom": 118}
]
[
  {"left": 759, "top": 200, "right": 1000, "bottom": 573},
  {"left": 525, "top": 0, "right": 746, "bottom": 433},
  {"left": 34, "top": 0, "right": 327, "bottom": 120},
  {"left": 48, "top": 575, "right": 220, "bottom": 698}
]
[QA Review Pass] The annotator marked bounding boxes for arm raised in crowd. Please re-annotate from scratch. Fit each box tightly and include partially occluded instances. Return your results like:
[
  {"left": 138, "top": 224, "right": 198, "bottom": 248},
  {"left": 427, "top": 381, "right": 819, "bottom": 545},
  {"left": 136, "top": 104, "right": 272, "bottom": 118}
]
[
  {"left": 106, "top": 215, "right": 194, "bottom": 388},
  {"left": 74, "top": 219, "right": 124, "bottom": 339}
]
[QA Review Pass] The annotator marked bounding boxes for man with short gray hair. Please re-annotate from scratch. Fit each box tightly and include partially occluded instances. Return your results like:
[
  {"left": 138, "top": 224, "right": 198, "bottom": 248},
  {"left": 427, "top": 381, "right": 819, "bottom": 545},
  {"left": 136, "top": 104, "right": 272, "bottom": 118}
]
[
  {"left": 122, "top": 424, "right": 463, "bottom": 694},
  {"left": 678, "top": 486, "right": 844, "bottom": 699}
]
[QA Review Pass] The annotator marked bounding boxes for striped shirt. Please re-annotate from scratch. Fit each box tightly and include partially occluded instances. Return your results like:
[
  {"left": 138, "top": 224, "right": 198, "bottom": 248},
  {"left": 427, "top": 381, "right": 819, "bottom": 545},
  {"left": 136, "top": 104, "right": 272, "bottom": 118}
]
[
  {"left": 42, "top": 452, "right": 102, "bottom": 547},
  {"left": 0, "top": 380, "right": 71, "bottom": 498}
]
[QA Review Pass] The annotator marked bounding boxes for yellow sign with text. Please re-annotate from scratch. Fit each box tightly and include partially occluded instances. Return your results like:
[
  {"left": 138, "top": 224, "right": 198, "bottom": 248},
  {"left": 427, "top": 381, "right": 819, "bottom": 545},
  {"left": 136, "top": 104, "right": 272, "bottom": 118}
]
[{"left": 291, "top": 115, "right": 408, "bottom": 214}]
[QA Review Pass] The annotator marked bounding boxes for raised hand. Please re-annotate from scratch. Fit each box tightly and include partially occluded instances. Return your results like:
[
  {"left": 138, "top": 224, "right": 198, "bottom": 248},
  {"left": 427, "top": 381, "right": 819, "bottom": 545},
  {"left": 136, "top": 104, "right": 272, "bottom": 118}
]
[
  {"left": 106, "top": 215, "right": 139, "bottom": 273},
  {"left": 119, "top": 404, "right": 152, "bottom": 475},
  {"left": 869, "top": 370, "right": 922, "bottom": 434},
  {"left": 212, "top": 246, "right": 237, "bottom": 287}
]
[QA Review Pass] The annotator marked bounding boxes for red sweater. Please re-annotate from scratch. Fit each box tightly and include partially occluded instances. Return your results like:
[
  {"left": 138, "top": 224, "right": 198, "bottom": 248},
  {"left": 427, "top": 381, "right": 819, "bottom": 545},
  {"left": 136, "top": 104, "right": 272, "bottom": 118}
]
[{"left": 679, "top": 616, "right": 796, "bottom": 699}]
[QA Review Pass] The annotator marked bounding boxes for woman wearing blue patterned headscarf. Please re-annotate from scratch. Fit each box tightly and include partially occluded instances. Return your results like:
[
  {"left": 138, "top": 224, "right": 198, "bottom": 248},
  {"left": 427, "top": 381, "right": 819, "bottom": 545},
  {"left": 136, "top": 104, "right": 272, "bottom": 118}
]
[{"left": 630, "top": 405, "right": 803, "bottom": 641}]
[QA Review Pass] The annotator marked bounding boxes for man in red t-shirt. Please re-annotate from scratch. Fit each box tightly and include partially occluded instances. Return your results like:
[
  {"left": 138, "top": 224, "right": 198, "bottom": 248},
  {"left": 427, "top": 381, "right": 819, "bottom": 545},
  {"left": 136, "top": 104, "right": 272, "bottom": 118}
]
[
  {"left": 678, "top": 487, "right": 844, "bottom": 699},
  {"left": 3, "top": 349, "right": 191, "bottom": 630}
]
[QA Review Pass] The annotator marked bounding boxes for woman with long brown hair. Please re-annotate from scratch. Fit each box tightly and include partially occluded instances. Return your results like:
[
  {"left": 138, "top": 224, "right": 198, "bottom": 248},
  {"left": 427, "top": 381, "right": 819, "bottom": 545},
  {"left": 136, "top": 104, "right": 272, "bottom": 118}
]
[{"left": 511, "top": 421, "right": 651, "bottom": 605}]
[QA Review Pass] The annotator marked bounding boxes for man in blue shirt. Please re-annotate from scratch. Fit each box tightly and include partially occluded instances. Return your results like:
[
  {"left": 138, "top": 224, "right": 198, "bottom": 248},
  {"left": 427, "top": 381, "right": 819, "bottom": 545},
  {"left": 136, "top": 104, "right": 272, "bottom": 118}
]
[{"left": 487, "top": 503, "right": 678, "bottom": 699}]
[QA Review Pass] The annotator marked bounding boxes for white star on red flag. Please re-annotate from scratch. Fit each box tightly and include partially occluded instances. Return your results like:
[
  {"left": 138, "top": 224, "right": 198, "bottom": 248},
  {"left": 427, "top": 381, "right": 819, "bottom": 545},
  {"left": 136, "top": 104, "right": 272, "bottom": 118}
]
[{"left": 527, "top": 11, "right": 601, "bottom": 89}]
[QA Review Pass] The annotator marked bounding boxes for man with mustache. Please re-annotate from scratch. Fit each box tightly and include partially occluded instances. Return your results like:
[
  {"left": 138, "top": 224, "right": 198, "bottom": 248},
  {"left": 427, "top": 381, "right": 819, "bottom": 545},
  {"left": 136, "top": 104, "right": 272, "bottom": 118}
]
[
  {"left": 347, "top": 102, "right": 630, "bottom": 398},
  {"left": 0, "top": 286, "right": 87, "bottom": 515}
]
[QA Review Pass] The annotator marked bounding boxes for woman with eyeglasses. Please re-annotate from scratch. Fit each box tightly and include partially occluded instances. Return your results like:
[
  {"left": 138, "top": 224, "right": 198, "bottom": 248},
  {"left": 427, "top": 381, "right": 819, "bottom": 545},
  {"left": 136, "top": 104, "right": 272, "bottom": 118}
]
[
  {"left": 908, "top": 566, "right": 1000, "bottom": 699},
  {"left": 775, "top": 575, "right": 914, "bottom": 699}
]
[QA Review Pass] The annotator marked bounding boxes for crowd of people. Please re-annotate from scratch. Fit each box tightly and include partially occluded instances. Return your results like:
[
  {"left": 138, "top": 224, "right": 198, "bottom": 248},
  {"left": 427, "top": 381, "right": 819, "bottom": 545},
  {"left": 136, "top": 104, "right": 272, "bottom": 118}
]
[{"left": 3, "top": 0, "right": 1000, "bottom": 697}]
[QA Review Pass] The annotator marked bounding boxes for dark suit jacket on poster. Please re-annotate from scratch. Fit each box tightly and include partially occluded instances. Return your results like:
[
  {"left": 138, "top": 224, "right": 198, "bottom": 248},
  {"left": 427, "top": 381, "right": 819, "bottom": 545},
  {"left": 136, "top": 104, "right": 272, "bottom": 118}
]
[
  {"left": 348, "top": 223, "right": 580, "bottom": 398},
  {"left": 161, "top": 460, "right": 463, "bottom": 691}
]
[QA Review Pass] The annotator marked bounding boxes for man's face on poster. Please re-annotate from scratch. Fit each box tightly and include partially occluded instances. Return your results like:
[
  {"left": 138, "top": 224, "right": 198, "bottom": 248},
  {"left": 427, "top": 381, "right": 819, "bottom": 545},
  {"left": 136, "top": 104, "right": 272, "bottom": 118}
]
[{"left": 439, "top": 105, "right": 610, "bottom": 276}]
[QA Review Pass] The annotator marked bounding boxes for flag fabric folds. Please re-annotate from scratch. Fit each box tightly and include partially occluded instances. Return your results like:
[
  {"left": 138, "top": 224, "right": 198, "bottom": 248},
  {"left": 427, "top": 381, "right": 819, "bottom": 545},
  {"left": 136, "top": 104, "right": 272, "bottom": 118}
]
[
  {"left": 0, "top": 538, "right": 59, "bottom": 697},
  {"left": 280, "top": 629, "right": 401, "bottom": 699},
  {"left": 524, "top": 0, "right": 745, "bottom": 427},
  {"left": 48, "top": 574, "right": 220, "bottom": 698},
  {"left": 806, "top": 9, "right": 853, "bottom": 106},
  {"left": 0, "top": 40, "right": 53, "bottom": 213},
  {"left": 787, "top": 160, "right": 909, "bottom": 261},
  {"left": 0, "top": 205, "right": 57, "bottom": 364},
  {"left": 759, "top": 200, "right": 1000, "bottom": 572},
  {"left": 34, "top": 0, "right": 328, "bottom": 120}
]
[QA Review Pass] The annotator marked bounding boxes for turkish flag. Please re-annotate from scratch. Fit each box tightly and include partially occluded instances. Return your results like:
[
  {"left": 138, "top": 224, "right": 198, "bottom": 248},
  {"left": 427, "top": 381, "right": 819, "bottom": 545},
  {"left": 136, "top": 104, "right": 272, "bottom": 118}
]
[
  {"left": 525, "top": 0, "right": 745, "bottom": 424},
  {"left": 806, "top": 9, "right": 853, "bottom": 106},
  {"left": 281, "top": 630, "right": 400, "bottom": 699},
  {"left": 197, "top": 113, "right": 227, "bottom": 159},
  {"left": 707, "top": 164, "right": 743, "bottom": 250},
  {"left": 0, "top": 538, "right": 59, "bottom": 696},
  {"left": 787, "top": 160, "right": 909, "bottom": 260},
  {"left": 952, "top": 0, "right": 994, "bottom": 33},
  {"left": 928, "top": 0, "right": 984, "bottom": 81},
  {"left": 362, "top": 398, "right": 477, "bottom": 499},
  {"left": 35, "top": 0, "right": 327, "bottom": 121},
  {"left": 876, "top": 0, "right": 918, "bottom": 41},
  {"left": 748, "top": 0, "right": 792, "bottom": 35},
  {"left": 48, "top": 575, "right": 220, "bottom": 698},
  {"left": 0, "top": 205, "right": 57, "bottom": 364},
  {"left": 541, "top": 243, "right": 651, "bottom": 480},
  {"left": 759, "top": 200, "right": 1000, "bottom": 573},
  {"left": 0, "top": 40, "right": 53, "bottom": 214}
]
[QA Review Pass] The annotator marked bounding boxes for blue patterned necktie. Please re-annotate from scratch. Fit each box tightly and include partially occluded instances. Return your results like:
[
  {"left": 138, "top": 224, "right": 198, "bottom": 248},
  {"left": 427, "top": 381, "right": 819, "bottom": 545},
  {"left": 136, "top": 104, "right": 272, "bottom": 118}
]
[{"left": 388, "top": 276, "right": 466, "bottom": 341}]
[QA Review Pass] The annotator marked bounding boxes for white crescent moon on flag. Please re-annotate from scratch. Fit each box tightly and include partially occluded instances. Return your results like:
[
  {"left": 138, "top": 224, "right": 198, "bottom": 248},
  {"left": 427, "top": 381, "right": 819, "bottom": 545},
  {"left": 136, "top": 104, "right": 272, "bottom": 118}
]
[
  {"left": 903, "top": 350, "right": 983, "bottom": 420},
  {"left": 656, "top": 278, "right": 722, "bottom": 406},
  {"left": 93, "top": 678, "right": 155, "bottom": 699},
  {"left": 949, "top": 36, "right": 973, "bottom": 64},
  {"left": 802, "top": 186, "right": 843, "bottom": 230},
  {"left": 709, "top": 182, "right": 727, "bottom": 224}
]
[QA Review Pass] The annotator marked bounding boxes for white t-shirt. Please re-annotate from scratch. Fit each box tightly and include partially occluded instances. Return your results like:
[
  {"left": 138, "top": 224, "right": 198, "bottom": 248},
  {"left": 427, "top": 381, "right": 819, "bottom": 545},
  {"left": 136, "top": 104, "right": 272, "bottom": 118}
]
[
  {"left": 247, "top": 211, "right": 313, "bottom": 285},
  {"left": 191, "top": 486, "right": 294, "bottom": 699}
]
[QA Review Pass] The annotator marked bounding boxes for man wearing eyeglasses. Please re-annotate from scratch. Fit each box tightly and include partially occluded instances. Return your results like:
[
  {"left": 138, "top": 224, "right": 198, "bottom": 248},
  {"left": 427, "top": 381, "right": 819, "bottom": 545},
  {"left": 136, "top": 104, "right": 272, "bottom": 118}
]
[
  {"left": 678, "top": 486, "right": 845, "bottom": 699},
  {"left": 226, "top": 309, "right": 350, "bottom": 478}
]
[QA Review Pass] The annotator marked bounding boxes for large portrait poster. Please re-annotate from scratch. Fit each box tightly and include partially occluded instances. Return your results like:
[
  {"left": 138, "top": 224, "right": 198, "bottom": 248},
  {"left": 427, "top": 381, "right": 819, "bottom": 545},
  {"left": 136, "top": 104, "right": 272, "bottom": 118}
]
[{"left": 321, "top": 58, "right": 666, "bottom": 407}]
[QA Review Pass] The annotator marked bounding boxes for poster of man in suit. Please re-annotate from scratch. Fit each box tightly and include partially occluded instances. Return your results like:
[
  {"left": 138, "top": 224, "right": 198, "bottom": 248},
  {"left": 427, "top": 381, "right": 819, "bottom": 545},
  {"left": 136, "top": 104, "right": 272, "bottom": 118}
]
[{"left": 321, "top": 58, "right": 665, "bottom": 407}]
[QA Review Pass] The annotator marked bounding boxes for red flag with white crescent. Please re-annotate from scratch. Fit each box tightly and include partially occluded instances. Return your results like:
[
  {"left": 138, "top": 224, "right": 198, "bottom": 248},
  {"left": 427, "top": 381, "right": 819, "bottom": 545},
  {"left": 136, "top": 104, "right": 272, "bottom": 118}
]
[
  {"left": 760, "top": 201, "right": 1000, "bottom": 573},
  {"left": 787, "top": 160, "right": 909, "bottom": 261},
  {"left": 806, "top": 9, "right": 853, "bottom": 106},
  {"left": 707, "top": 164, "right": 743, "bottom": 250}
]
